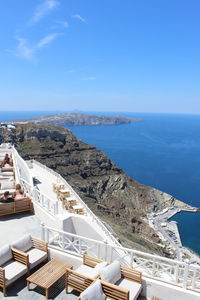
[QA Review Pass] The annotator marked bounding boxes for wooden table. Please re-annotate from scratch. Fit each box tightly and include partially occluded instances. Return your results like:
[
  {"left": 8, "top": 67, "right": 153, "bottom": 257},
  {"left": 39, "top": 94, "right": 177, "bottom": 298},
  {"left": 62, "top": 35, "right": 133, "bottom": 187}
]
[
  {"left": 27, "top": 259, "right": 73, "bottom": 299},
  {"left": 72, "top": 204, "right": 84, "bottom": 214},
  {"left": 58, "top": 189, "right": 71, "bottom": 199}
]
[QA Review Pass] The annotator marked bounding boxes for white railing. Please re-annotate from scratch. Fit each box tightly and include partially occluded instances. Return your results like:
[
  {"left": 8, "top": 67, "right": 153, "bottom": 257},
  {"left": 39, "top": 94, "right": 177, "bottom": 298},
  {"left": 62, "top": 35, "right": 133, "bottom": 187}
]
[
  {"left": 32, "top": 187, "right": 59, "bottom": 216},
  {"left": 19, "top": 177, "right": 59, "bottom": 217},
  {"left": 32, "top": 159, "right": 122, "bottom": 247},
  {"left": 43, "top": 225, "right": 200, "bottom": 293},
  {"left": 13, "top": 148, "right": 33, "bottom": 188}
]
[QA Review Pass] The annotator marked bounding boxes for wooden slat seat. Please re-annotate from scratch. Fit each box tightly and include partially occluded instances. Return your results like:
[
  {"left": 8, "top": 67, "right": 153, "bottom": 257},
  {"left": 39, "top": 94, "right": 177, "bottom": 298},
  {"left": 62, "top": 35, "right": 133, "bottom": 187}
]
[
  {"left": 99, "top": 261, "right": 142, "bottom": 300},
  {"left": 76, "top": 279, "right": 129, "bottom": 300},
  {"left": 66, "top": 255, "right": 103, "bottom": 293},
  {"left": 0, "top": 198, "right": 33, "bottom": 217}
]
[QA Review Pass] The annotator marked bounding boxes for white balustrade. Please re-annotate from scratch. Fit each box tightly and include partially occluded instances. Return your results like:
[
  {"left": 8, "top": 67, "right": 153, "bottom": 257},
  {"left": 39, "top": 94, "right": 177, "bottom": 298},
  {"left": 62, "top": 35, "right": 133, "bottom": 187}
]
[
  {"left": 12, "top": 147, "right": 33, "bottom": 187},
  {"left": 43, "top": 225, "right": 200, "bottom": 293},
  {"left": 31, "top": 159, "right": 122, "bottom": 247}
]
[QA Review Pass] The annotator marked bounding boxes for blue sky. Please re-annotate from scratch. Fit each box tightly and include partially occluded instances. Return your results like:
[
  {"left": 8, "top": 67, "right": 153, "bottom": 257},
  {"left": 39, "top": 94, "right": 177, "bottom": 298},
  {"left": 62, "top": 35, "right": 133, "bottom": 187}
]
[{"left": 0, "top": 0, "right": 200, "bottom": 113}]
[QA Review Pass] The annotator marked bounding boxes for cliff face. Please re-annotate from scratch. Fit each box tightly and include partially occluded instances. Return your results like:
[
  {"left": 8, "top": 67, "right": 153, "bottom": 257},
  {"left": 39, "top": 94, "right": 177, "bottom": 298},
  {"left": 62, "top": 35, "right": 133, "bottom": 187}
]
[{"left": 0, "top": 124, "right": 179, "bottom": 255}]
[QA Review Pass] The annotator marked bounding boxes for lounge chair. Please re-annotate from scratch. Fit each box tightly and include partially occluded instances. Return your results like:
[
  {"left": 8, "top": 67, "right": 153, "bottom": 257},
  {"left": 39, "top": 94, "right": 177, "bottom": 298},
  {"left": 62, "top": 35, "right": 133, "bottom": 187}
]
[
  {"left": 0, "top": 244, "right": 28, "bottom": 296},
  {"left": 77, "top": 279, "right": 130, "bottom": 300},
  {"left": 11, "top": 234, "right": 48, "bottom": 272},
  {"left": 99, "top": 261, "right": 142, "bottom": 300},
  {"left": 66, "top": 254, "right": 107, "bottom": 293}
]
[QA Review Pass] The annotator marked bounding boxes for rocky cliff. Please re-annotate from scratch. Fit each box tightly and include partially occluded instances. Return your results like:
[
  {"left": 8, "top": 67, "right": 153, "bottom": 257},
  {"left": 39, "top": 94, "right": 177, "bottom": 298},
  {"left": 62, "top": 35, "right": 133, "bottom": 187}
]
[{"left": 0, "top": 124, "right": 183, "bottom": 256}]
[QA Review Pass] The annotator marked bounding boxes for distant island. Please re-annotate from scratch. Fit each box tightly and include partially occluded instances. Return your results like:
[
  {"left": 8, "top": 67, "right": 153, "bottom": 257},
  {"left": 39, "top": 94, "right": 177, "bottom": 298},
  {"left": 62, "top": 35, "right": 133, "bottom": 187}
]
[{"left": 12, "top": 113, "right": 143, "bottom": 126}]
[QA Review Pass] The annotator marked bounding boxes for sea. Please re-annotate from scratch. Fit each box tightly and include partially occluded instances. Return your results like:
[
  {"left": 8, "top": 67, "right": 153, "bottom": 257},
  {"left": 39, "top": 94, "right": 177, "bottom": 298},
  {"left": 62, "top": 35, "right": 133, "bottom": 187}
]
[{"left": 1, "top": 111, "right": 200, "bottom": 255}]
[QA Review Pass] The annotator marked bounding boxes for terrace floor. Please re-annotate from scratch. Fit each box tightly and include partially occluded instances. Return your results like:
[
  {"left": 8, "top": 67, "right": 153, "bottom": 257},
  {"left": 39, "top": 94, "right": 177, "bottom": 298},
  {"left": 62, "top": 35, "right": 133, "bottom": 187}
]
[
  {"left": 0, "top": 212, "right": 42, "bottom": 247},
  {"left": 1, "top": 278, "right": 147, "bottom": 299}
]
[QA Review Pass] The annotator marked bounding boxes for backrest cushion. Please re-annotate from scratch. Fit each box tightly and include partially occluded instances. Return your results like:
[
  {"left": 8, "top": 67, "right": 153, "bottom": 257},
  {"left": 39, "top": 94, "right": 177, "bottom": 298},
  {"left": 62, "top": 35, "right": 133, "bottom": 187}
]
[
  {"left": 0, "top": 244, "right": 12, "bottom": 266},
  {"left": 94, "top": 261, "right": 108, "bottom": 274},
  {"left": 99, "top": 260, "right": 121, "bottom": 284},
  {"left": 11, "top": 234, "right": 32, "bottom": 252},
  {"left": 80, "top": 279, "right": 106, "bottom": 300}
]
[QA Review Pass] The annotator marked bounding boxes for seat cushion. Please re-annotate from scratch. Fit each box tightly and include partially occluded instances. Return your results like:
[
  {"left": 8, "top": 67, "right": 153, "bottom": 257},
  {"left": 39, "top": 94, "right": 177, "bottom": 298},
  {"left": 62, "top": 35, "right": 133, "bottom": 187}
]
[
  {"left": 0, "top": 181, "right": 14, "bottom": 190},
  {"left": 80, "top": 279, "right": 106, "bottom": 300},
  {"left": 116, "top": 278, "right": 142, "bottom": 300},
  {"left": 0, "top": 244, "right": 12, "bottom": 266},
  {"left": 11, "top": 234, "right": 33, "bottom": 252},
  {"left": 75, "top": 264, "right": 99, "bottom": 278},
  {"left": 26, "top": 248, "right": 47, "bottom": 269},
  {"left": 99, "top": 261, "right": 121, "bottom": 284},
  {"left": 3, "top": 260, "right": 28, "bottom": 285},
  {"left": 0, "top": 172, "right": 13, "bottom": 176}
]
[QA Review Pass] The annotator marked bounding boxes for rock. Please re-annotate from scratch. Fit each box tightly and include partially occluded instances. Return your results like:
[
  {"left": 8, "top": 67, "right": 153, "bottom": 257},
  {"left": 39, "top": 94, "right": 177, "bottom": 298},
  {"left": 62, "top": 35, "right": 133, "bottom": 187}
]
[{"left": 0, "top": 124, "right": 183, "bottom": 256}]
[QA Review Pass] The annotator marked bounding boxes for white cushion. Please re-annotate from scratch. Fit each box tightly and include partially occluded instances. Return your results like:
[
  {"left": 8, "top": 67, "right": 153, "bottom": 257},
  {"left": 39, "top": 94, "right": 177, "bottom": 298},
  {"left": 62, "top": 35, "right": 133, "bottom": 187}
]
[
  {"left": 116, "top": 278, "right": 142, "bottom": 300},
  {"left": 3, "top": 260, "right": 28, "bottom": 285},
  {"left": 2, "top": 167, "right": 13, "bottom": 172},
  {"left": 12, "top": 234, "right": 32, "bottom": 252},
  {"left": 75, "top": 264, "right": 99, "bottom": 278},
  {"left": 26, "top": 248, "right": 47, "bottom": 269},
  {"left": 0, "top": 172, "right": 13, "bottom": 176},
  {"left": 0, "top": 189, "right": 15, "bottom": 194},
  {"left": 99, "top": 261, "right": 121, "bottom": 284},
  {"left": 94, "top": 261, "right": 107, "bottom": 272},
  {"left": 0, "top": 245, "right": 12, "bottom": 266},
  {"left": 80, "top": 279, "right": 106, "bottom": 300},
  {"left": 1, "top": 181, "right": 14, "bottom": 190}
]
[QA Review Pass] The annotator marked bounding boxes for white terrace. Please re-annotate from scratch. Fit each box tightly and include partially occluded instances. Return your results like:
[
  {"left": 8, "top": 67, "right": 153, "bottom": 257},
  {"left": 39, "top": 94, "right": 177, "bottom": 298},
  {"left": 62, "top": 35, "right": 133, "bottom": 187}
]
[{"left": 0, "top": 144, "right": 199, "bottom": 300}]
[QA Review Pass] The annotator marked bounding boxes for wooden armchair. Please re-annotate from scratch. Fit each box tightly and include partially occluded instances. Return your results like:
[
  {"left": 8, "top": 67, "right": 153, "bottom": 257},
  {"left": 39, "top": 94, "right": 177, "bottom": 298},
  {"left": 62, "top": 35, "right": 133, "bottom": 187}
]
[
  {"left": 11, "top": 235, "right": 48, "bottom": 273},
  {"left": 99, "top": 261, "right": 142, "bottom": 300},
  {"left": 65, "top": 254, "right": 106, "bottom": 293},
  {"left": 0, "top": 245, "right": 28, "bottom": 296},
  {"left": 76, "top": 279, "right": 129, "bottom": 300},
  {"left": 66, "top": 268, "right": 94, "bottom": 293}
]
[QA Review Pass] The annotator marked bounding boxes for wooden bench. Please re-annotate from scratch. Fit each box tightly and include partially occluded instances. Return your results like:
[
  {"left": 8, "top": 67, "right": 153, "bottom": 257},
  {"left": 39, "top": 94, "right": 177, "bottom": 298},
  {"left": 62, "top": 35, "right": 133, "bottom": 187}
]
[{"left": 0, "top": 198, "right": 33, "bottom": 217}]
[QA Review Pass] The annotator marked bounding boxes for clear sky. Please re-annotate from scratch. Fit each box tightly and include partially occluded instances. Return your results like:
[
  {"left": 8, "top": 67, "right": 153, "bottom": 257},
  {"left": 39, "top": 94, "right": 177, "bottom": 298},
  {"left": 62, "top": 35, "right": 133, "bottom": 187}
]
[{"left": 0, "top": 0, "right": 200, "bottom": 113}]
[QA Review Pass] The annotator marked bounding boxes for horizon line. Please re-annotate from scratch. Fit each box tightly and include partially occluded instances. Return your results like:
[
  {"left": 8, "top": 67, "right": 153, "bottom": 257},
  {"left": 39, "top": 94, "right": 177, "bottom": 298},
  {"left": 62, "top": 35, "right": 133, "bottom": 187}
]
[{"left": 0, "top": 110, "right": 200, "bottom": 116}]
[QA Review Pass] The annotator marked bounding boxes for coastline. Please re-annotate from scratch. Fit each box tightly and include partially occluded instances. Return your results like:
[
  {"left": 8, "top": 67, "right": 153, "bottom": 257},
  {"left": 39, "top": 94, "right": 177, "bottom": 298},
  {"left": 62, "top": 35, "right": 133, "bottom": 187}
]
[{"left": 148, "top": 205, "right": 200, "bottom": 264}]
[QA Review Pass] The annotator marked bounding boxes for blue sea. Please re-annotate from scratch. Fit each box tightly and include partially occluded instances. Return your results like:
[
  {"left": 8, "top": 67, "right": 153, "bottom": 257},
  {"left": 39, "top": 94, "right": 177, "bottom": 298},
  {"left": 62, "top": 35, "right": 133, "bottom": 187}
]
[{"left": 1, "top": 111, "right": 200, "bottom": 255}]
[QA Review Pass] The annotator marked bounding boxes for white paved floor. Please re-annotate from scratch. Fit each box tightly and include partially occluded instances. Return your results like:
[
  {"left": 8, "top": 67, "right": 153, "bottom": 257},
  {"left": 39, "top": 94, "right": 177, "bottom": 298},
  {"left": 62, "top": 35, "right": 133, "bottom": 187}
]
[
  {"left": 29, "top": 163, "right": 64, "bottom": 214},
  {"left": 0, "top": 213, "right": 41, "bottom": 247}
]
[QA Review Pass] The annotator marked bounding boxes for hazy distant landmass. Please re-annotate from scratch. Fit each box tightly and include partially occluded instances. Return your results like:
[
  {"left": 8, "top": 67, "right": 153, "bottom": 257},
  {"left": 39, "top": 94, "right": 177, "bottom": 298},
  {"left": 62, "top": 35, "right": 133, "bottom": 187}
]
[{"left": 13, "top": 113, "right": 143, "bottom": 126}]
